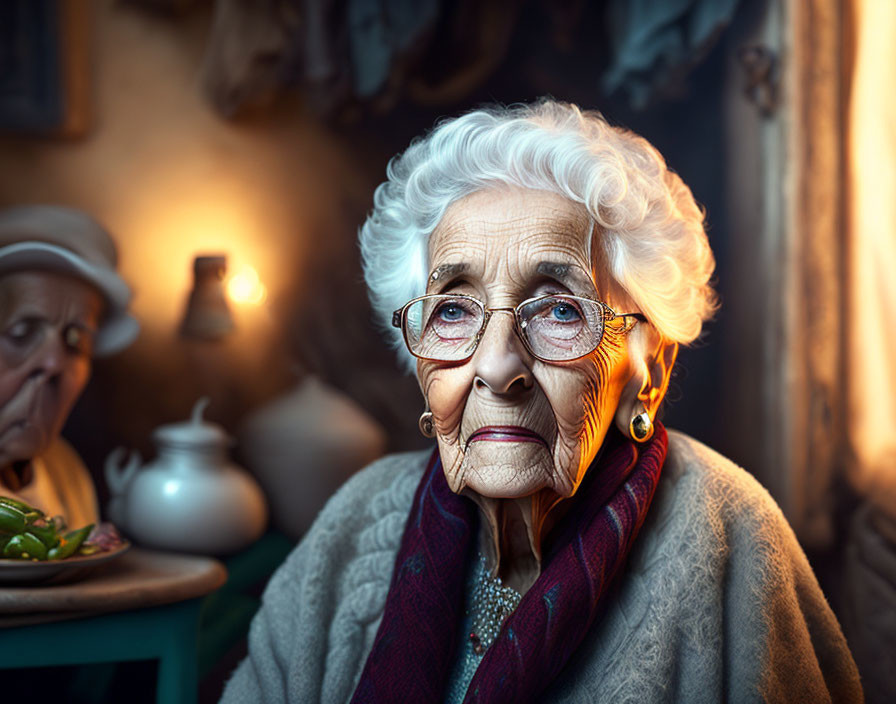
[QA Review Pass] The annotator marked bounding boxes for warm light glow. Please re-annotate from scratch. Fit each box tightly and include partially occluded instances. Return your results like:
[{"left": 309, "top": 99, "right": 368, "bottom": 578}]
[
  {"left": 227, "top": 265, "right": 267, "bottom": 305},
  {"left": 848, "top": 0, "right": 896, "bottom": 510}
]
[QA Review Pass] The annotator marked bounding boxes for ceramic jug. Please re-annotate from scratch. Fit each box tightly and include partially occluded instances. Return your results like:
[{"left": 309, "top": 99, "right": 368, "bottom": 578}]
[
  {"left": 105, "top": 398, "right": 268, "bottom": 554},
  {"left": 238, "top": 374, "right": 387, "bottom": 540}
]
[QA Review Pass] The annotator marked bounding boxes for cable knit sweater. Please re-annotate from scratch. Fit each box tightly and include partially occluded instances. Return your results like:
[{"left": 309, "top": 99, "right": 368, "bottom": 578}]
[{"left": 221, "top": 430, "right": 863, "bottom": 703}]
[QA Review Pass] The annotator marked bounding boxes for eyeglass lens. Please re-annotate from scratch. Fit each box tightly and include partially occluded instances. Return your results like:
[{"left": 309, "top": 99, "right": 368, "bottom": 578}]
[{"left": 403, "top": 295, "right": 606, "bottom": 362}]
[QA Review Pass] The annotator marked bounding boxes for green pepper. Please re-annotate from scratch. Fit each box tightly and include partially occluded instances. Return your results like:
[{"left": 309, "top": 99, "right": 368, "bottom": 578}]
[
  {"left": 3, "top": 532, "right": 48, "bottom": 560},
  {"left": 48, "top": 515, "right": 66, "bottom": 533},
  {"left": 0, "top": 496, "right": 42, "bottom": 516},
  {"left": 48, "top": 523, "right": 93, "bottom": 560},
  {"left": 0, "top": 504, "right": 26, "bottom": 535},
  {"left": 26, "top": 521, "right": 60, "bottom": 549}
]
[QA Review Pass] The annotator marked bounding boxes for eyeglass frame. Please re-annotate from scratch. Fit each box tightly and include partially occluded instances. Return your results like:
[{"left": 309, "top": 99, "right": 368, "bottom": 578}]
[{"left": 391, "top": 292, "right": 647, "bottom": 364}]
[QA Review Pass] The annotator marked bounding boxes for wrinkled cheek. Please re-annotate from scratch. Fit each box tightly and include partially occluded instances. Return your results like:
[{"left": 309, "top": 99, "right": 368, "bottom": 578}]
[
  {"left": 418, "top": 364, "right": 472, "bottom": 489},
  {"left": 549, "top": 357, "right": 615, "bottom": 496},
  {"left": 56, "top": 366, "right": 91, "bottom": 421}
]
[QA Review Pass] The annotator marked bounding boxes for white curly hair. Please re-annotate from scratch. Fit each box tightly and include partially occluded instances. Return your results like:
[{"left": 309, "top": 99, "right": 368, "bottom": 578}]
[{"left": 359, "top": 99, "right": 717, "bottom": 372}]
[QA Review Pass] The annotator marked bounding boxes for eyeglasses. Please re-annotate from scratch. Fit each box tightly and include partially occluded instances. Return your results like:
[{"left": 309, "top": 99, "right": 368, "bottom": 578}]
[{"left": 391, "top": 293, "right": 647, "bottom": 363}]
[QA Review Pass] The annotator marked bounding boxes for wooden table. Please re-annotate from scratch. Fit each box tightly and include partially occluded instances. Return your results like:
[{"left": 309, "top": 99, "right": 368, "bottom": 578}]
[{"left": 0, "top": 548, "right": 227, "bottom": 704}]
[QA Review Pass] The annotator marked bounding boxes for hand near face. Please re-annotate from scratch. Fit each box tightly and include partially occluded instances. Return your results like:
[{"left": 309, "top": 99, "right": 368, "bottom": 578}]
[
  {"left": 418, "top": 187, "right": 638, "bottom": 503},
  {"left": 0, "top": 271, "right": 102, "bottom": 467}
]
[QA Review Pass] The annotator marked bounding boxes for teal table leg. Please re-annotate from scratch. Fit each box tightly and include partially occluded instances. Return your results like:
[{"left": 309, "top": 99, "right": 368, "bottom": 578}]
[
  {"left": 0, "top": 598, "right": 205, "bottom": 704},
  {"left": 155, "top": 600, "right": 200, "bottom": 704}
]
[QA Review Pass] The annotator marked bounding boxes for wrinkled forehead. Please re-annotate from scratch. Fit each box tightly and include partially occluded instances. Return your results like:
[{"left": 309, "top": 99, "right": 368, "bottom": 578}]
[
  {"left": 0, "top": 270, "right": 104, "bottom": 322},
  {"left": 427, "top": 188, "right": 607, "bottom": 296}
]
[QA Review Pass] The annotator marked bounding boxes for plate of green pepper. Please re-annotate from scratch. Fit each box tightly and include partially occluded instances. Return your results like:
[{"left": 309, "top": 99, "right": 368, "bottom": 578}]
[{"left": 0, "top": 496, "right": 130, "bottom": 585}]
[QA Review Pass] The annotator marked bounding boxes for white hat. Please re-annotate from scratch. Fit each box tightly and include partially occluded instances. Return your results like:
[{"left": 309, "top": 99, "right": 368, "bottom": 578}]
[{"left": 0, "top": 205, "right": 139, "bottom": 355}]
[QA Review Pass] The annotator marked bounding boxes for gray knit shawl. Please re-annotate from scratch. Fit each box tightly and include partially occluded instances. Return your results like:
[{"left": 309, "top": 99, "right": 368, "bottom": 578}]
[{"left": 221, "top": 430, "right": 863, "bottom": 703}]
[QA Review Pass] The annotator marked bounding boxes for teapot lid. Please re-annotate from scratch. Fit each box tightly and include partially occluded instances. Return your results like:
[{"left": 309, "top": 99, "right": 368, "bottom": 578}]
[{"left": 153, "top": 397, "right": 231, "bottom": 448}]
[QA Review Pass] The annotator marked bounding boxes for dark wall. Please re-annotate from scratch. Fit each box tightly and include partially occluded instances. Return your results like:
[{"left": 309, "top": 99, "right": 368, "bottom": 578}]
[
  {"left": 53, "top": 0, "right": 751, "bottom": 498},
  {"left": 283, "top": 0, "right": 733, "bottom": 455}
]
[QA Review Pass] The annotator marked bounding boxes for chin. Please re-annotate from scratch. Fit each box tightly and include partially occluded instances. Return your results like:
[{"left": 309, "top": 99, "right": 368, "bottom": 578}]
[
  {"left": 464, "top": 476, "right": 548, "bottom": 500},
  {"left": 457, "top": 442, "right": 555, "bottom": 499}
]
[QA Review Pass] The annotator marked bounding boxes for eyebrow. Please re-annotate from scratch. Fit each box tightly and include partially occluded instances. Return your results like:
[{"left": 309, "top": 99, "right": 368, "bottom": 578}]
[
  {"left": 428, "top": 260, "right": 596, "bottom": 294},
  {"left": 536, "top": 261, "right": 595, "bottom": 293},
  {"left": 428, "top": 263, "right": 468, "bottom": 284}
]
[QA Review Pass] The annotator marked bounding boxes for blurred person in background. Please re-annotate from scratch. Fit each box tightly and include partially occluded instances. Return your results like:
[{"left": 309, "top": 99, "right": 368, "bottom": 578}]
[{"left": 0, "top": 205, "right": 138, "bottom": 527}]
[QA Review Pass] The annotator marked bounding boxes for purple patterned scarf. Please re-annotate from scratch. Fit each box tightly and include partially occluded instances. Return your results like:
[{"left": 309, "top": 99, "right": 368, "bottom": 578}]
[{"left": 351, "top": 424, "right": 668, "bottom": 704}]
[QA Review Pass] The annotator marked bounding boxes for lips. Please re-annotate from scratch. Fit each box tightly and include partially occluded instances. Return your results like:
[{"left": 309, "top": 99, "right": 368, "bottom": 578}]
[{"left": 466, "top": 425, "right": 549, "bottom": 449}]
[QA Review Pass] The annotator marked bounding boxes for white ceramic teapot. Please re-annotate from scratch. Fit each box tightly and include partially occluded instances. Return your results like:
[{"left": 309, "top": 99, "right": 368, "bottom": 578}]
[{"left": 105, "top": 398, "right": 268, "bottom": 554}]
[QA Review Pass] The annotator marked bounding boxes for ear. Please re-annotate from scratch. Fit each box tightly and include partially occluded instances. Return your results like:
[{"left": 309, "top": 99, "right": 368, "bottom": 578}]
[{"left": 614, "top": 337, "right": 679, "bottom": 439}]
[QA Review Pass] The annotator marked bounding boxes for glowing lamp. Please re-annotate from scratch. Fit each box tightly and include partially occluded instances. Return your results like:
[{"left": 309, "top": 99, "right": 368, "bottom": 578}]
[
  {"left": 227, "top": 266, "right": 267, "bottom": 305},
  {"left": 179, "top": 254, "right": 235, "bottom": 339}
]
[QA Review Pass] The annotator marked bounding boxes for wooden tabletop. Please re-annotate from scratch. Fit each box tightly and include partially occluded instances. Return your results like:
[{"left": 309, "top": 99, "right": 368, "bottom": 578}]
[{"left": 0, "top": 548, "right": 227, "bottom": 625}]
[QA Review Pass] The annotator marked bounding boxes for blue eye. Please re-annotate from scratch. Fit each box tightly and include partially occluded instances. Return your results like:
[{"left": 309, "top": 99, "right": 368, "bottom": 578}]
[
  {"left": 438, "top": 304, "right": 465, "bottom": 322},
  {"left": 551, "top": 303, "right": 581, "bottom": 322}
]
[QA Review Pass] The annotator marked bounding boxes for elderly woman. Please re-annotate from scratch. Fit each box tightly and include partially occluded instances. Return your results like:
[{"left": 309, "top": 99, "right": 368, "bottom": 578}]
[
  {"left": 222, "top": 101, "right": 861, "bottom": 702},
  {"left": 0, "top": 205, "right": 137, "bottom": 527}
]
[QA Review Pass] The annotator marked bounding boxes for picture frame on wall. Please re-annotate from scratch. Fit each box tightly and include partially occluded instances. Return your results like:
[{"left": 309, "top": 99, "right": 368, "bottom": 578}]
[{"left": 0, "top": 0, "right": 89, "bottom": 136}]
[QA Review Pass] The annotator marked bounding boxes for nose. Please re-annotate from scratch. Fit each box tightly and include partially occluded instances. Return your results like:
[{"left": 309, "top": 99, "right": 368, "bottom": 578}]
[
  {"left": 27, "top": 332, "right": 67, "bottom": 381},
  {"left": 472, "top": 311, "right": 534, "bottom": 396}
]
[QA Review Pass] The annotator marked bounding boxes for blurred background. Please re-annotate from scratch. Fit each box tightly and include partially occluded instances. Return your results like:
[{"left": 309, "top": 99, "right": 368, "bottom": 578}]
[{"left": 0, "top": 0, "right": 893, "bottom": 701}]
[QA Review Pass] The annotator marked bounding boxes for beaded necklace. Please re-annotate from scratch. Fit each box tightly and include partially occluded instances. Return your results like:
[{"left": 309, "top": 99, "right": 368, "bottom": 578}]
[
  {"left": 445, "top": 553, "right": 523, "bottom": 703},
  {"left": 467, "top": 553, "right": 522, "bottom": 655}
]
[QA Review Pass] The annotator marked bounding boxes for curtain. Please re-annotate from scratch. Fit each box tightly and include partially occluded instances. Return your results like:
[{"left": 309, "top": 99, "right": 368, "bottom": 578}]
[{"left": 847, "top": 0, "right": 896, "bottom": 518}]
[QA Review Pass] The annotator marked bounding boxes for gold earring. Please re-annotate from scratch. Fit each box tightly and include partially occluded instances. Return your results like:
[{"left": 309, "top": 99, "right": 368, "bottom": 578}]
[
  {"left": 629, "top": 409, "right": 653, "bottom": 442},
  {"left": 418, "top": 411, "right": 435, "bottom": 438}
]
